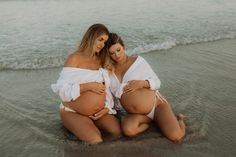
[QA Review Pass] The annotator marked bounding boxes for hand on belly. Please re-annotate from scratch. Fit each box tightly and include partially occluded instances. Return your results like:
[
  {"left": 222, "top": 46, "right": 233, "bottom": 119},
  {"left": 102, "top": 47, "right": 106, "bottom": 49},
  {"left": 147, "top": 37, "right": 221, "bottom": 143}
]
[
  {"left": 121, "top": 88, "right": 155, "bottom": 114},
  {"left": 63, "top": 91, "right": 105, "bottom": 116}
]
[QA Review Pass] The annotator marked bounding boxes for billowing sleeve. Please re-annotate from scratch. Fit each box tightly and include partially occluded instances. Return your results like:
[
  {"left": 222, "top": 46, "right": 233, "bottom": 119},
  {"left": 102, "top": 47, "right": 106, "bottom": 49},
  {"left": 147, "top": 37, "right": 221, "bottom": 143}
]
[
  {"left": 51, "top": 68, "right": 81, "bottom": 102},
  {"left": 100, "top": 68, "right": 117, "bottom": 114},
  {"left": 142, "top": 57, "right": 161, "bottom": 90},
  {"left": 104, "top": 87, "right": 117, "bottom": 114},
  {"left": 109, "top": 72, "right": 127, "bottom": 99},
  {"left": 51, "top": 81, "right": 81, "bottom": 102},
  {"left": 114, "top": 83, "right": 127, "bottom": 98}
]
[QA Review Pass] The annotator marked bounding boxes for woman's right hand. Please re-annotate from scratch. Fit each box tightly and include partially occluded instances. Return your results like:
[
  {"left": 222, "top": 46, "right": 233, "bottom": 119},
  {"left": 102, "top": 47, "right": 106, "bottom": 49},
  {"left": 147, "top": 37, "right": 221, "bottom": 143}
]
[
  {"left": 89, "top": 107, "right": 109, "bottom": 120},
  {"left": 89, "top": 82, "right": 105, "bottom": 95}
]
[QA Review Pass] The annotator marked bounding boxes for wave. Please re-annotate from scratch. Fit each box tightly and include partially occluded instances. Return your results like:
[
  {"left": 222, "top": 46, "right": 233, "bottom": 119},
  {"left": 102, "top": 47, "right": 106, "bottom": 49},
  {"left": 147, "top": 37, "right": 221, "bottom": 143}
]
[
  {"left": 128, "top": 33, "right": 236, "bottom": 55},
  {"left": 1, "top": 34, "right": 235, "bottom": 70},
  {"left": 0, "top": 55, "right": 66, "bottom": 70}
]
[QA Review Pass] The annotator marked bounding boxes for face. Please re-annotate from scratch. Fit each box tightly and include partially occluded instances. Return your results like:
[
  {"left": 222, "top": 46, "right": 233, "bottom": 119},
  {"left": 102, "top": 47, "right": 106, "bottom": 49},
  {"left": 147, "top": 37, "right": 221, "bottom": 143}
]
[
  {"left": 109, "top": 43, "right": 125, "bottom": 62},
  {"left": 93, "top": 34, "right": 108, "bottom": 53}
]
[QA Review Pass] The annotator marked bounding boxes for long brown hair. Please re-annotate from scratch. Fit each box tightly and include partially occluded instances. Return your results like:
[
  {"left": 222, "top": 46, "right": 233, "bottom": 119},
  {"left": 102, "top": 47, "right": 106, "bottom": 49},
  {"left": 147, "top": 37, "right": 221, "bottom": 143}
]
[
  {"left": 101, "top": 33, "right": 125, "bottom": 72},
  {"left": 78, "top": 24, "right": 109, "bottom": 57}
]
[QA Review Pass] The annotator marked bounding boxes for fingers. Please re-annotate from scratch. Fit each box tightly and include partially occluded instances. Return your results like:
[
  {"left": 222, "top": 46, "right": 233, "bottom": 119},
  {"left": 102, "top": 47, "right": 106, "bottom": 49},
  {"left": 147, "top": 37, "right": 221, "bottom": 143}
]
[
  {"left": 89, "top": 115, "right": 100, "bottom": 120},
  {"left": 124, "top": 81, "right": 139, "bottom": 92},
  {"left": 95, "top": 108, "right": 109, "bottom": 117},
  {"left": 89, "top": 108, "right": 109, "bottom": 120},
  {"left": 95, "top": 88, "right": 105, "bottom": 94},
  {"left": 92, "top": 83, "right": 105, "bottom": 94},
  {"left": 123, "top": 87, "right": 135, "bottom": 94},
  {"left": 127, "top": 80, "right": 136, "bottom": 84}
]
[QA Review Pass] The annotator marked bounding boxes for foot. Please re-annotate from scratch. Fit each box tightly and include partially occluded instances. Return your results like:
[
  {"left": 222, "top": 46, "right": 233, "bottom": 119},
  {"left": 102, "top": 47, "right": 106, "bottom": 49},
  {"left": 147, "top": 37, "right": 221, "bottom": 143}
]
[{"left": 177, "top": 113, "right": 185, "bottom": 121}]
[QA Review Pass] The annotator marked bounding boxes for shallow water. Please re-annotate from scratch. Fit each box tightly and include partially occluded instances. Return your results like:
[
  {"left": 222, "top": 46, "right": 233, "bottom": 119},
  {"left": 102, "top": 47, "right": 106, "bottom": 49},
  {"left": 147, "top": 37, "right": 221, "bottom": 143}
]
[
  {"left": 0, "top": 0, "right": 236, "bottom": 70},
  {"left": 1, "top": 39, "right": 236, "bottom": 157}
]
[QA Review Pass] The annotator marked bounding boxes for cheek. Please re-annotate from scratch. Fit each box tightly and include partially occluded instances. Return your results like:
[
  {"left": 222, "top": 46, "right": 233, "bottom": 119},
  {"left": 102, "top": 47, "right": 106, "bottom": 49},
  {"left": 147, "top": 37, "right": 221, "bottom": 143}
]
[
  {"left": 120, "top": 50, "right": 125, "bottom": 57},
  {"left": 94, "top": 41, "right": 99, "bottom": 46},
  {"left": 110, "top": 55, "right": 116, "bottom": 61}
]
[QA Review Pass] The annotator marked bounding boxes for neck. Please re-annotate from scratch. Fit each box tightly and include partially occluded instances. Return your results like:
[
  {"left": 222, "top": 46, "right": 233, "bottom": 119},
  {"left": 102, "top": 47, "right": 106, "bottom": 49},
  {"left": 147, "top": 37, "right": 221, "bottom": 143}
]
[
  {"left": 116, "top": 55, "right": 129, "bottom": 66},
  {"left": 75, "top": 51, "right": 99, "bottom": 61}
]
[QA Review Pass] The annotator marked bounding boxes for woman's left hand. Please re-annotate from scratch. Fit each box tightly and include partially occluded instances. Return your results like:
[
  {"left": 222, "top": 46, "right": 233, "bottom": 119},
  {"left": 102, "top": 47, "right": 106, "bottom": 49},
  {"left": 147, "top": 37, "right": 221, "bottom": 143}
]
[
  {"left": 123, "top": 80, "right": 144, "bottom": 94},
  {"left": 89, "top": 107, "right": 109, "bottom": 120}
]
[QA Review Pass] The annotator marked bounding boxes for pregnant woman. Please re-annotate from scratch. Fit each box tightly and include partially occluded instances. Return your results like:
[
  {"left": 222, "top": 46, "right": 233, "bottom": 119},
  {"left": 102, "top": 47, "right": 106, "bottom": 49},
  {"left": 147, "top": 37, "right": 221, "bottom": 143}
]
[
  {"left": 51, "top": 24, "right": 121, "bottom": 144},
  {"left": 101, "top": 33, "right": 185, "bottom": 142}
]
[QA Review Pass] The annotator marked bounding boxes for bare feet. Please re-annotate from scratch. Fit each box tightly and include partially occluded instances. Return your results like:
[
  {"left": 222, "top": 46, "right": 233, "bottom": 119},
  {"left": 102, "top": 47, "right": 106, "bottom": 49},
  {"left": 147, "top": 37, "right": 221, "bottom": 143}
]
[
  {"left": 177, "top": 113, "right": 185, "bottom": 121},
  {"left": 176, "top": 113, "right": 186, "bottom": 142}
]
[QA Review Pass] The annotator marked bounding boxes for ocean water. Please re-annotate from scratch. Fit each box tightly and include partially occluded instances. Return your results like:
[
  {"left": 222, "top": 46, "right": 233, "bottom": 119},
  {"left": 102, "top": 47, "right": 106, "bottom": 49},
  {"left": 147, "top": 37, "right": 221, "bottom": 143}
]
[
  {"left": 0, "top": 0, "right": 236, "bottom": 157},
  {"left": 0, "top": 0, "right": 236, "bottom": 70}
]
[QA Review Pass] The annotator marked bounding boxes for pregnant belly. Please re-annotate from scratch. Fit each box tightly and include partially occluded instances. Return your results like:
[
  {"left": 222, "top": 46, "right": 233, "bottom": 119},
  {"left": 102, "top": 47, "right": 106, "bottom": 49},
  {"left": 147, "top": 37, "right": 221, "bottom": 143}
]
[
  {"left": 63, "top": 91, "right": 105, "bottom": 116},
  {"left": 120, "top": 88, "right": 156, "bottom": 114}
]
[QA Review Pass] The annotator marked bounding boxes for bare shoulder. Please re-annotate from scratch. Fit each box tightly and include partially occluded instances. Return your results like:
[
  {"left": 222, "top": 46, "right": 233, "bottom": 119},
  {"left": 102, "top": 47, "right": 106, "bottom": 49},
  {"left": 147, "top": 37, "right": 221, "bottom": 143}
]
[
  {"left": 136, "top": 55, "right": 147, "bottom": 62},
  {"left": 129, "top": 55, "right": 139, "bottom": 63},
  {"left": 130, "top": 55, "right": 138, "bottom": 60},
  {"left": 64, "top": 53, "right": 81, "bottom": 67}
]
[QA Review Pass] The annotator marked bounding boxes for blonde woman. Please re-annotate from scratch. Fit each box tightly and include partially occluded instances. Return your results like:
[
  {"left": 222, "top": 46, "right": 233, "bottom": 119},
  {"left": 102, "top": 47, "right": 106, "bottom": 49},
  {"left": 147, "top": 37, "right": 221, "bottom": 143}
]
[
  {"left": 102, "top": 33, "right": 185, "bottom": 142},
  {"left": 51, "top": 24, "right": 121, "bottom": 144}
]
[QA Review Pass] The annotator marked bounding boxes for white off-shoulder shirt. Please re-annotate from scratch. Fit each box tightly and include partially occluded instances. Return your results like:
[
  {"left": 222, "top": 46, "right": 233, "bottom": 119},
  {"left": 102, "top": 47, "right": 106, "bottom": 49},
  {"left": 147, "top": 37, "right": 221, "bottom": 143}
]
[
  {"left": 51, "top": 67, "right": 116, "bottom": 114},
  {"left": 110, "top": 56, "right": 161, "bottom": 110}
]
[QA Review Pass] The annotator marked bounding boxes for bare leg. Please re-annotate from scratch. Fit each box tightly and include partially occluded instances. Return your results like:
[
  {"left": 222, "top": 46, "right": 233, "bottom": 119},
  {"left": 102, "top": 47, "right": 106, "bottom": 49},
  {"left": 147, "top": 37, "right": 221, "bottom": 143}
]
[
  {"left": 60, "top": 109, "right": 102, "bottom": 144},
  {"left": 121, "top": 114, "right": 151, "bottom": 137},
  {"left": 177, "top": 113, "right": 186, "bottom": 138},
  {"left": 154, "top": 99, "right": 186, "bottom": 142},
  {"left": 94, "top": 114, "right": 121, "bottom": 137}
]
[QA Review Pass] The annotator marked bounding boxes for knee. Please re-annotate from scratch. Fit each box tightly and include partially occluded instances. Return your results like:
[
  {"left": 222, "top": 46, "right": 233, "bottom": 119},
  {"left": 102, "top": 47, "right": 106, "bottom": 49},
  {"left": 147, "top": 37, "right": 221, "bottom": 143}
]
[
  {"left": 122, "top": 123, "right": 138, "bottom": 137},
  {"left": 110, "top": 126, "right": 122, "bottom": 137},
  {"left": 114, "top": 129, "right": 122, "bottom": 137},
  {"left": 74, "top": 130, "right": 103, "bottom": 144},
  {"left": 166, "top": 129, "right": 185, "bottom": 142}
]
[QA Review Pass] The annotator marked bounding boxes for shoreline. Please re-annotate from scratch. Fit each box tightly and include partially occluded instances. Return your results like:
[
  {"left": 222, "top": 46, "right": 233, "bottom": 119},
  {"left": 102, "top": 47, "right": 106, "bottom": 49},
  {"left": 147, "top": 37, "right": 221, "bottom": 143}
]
[{"left": 0, "top": 38, "right": 235, "bottom": 71}]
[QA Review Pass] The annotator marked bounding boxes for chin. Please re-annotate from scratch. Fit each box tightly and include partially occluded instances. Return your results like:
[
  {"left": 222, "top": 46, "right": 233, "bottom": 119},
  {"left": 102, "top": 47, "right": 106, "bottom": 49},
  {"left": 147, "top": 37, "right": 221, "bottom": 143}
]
[
  {"left": 116, "top": 57, "right": 122, "bottom": 61},
  {"left": 94, "top": 50, "right": 99, "bottom": 54}
]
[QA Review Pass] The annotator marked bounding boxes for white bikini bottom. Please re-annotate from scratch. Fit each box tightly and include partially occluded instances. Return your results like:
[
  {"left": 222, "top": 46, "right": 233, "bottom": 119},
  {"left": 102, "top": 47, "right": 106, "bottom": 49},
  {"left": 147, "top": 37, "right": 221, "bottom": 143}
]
[
  {"left": 60, "top": 103, "right": 76, "bottom": 113},
  {"left": 146, "top": 91, "right": 167, "bottom": 120},
  {"left": 146, "top": 103, "right": 156, "bottom": 120}
]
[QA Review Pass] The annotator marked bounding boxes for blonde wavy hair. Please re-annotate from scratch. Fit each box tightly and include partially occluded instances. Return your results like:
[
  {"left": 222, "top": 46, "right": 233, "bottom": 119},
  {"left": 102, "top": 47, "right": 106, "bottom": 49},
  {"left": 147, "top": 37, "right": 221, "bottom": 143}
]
[{"left": 78, "top": 24, "right": 109, "bottom": 57}]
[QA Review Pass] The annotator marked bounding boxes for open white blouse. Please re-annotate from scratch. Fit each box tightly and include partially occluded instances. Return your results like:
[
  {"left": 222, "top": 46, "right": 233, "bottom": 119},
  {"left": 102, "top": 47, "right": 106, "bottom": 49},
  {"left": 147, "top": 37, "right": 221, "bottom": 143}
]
[
  {"left": 51, "top": 67, "right": 116, "bottom": 114},
  {"left": 109, "top": 56, "right": 161, "bottom": 110}
]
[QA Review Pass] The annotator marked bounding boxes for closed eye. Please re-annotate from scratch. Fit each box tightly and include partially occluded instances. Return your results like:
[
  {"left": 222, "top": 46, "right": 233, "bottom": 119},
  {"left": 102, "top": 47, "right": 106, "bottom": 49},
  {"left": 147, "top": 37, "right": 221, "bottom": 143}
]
[{"left": 110, "top": 52, "right": 115, "bottom": 55}]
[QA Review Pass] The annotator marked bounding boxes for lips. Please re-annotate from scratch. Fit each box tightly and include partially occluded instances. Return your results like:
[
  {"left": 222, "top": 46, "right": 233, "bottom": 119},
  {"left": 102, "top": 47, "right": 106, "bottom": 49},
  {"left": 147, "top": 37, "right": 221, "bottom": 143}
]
[
  {"left": 96, "top": 47, "right": 102, "bottom": 52},
  {"left": 116, "top": 57, "right": 121, "bottom": 61}
]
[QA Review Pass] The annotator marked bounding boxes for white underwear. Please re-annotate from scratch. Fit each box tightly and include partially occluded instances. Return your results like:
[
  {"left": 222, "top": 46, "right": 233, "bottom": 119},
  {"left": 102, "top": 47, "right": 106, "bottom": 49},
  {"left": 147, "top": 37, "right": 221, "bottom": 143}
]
[
  {"left": 60, "top": 103, "right": 76, "bottom": 112},
  {"left": 146, "top": 103, "right": 156, "bottom": 120},
  {"left": 146, "top": 96, "right": 157, "bottom": 120},
  {"left": 146, "top": 92, "right": 168, "bottom": 120}
]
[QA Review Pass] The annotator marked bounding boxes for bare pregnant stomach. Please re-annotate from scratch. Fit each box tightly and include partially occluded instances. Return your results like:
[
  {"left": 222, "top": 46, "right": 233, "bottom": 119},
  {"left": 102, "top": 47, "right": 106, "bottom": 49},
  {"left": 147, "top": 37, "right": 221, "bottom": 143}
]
[
  {"left": 120, "top": 88, "right": 156, "bottom": 114},
  {"left": 63, "top": 91, "right": 105, "bottom": 116}
]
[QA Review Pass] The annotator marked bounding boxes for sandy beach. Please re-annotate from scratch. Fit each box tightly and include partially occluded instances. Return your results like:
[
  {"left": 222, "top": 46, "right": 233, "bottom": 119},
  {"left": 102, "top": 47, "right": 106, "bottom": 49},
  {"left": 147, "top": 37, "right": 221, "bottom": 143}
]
[{"left": 1, "top": 38, "right": 236, "bottom": 157}]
